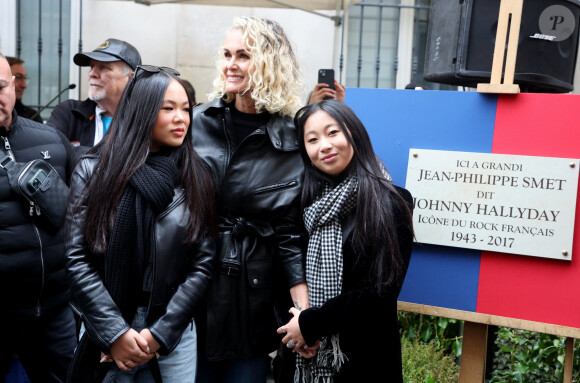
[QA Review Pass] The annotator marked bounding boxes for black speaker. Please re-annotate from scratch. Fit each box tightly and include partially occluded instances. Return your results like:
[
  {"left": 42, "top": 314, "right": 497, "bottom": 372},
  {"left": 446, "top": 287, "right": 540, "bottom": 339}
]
[{"left": 424, "top": 0, "right": 580, "bottom": 93}]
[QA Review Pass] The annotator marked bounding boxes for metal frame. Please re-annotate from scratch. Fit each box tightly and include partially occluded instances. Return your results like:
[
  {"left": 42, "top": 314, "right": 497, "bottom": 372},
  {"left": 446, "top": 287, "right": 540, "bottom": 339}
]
[{"left": 348, "top": 0, "right": 433, "bottom": 89}]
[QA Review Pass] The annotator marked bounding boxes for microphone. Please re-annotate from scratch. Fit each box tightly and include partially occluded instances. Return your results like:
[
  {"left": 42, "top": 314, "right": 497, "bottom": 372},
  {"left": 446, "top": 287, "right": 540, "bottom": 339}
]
[{"left": 30, "top": 84, "right": 76, "bottom": 121}]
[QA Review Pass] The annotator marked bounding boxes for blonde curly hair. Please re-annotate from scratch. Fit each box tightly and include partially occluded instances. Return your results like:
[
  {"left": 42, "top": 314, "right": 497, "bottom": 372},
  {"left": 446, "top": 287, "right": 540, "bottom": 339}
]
[{"left": 209, "top": 17, "right": 304, "bottom": 117}]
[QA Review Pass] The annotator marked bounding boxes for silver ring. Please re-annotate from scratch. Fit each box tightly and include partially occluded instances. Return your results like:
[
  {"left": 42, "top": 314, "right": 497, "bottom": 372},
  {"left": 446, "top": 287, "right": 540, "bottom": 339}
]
[
  {"left": 287, "top": 340, "right": 295, "bottom": 348},
  {"left": 124, "top": 361, "right": 132, "bottom": 366}
]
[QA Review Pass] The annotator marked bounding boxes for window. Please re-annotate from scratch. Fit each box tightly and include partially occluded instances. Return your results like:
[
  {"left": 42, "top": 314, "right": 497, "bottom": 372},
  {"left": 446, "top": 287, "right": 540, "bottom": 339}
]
[
  {"left": 17, "top": 0, "right": 72, "bottom": 121},
  {"left": 345, "top": 0, "right": 455, "bottom": 90}
]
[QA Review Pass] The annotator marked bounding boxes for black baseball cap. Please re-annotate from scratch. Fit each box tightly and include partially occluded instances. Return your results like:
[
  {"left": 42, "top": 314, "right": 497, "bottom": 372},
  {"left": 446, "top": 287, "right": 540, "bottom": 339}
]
[{"left": 73, "top": 38, "right": 142, "bottom": 70}]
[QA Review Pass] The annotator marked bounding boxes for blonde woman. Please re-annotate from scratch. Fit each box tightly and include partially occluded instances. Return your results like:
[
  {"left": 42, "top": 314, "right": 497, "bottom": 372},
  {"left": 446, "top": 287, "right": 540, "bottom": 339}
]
[{"left": 192, "top": 16, "right": 309, "bottom": 383}]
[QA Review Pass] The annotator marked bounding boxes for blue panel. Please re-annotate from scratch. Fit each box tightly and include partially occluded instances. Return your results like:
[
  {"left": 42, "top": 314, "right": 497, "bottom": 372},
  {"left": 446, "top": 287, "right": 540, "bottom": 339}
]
[
  {"left": 344, "top": 88, "right": 497, "bottom": 312},
  {"left": 344, "top": 88, "right": 497, "bottom": 185},
  {"left": 399, "top": 245, "right": 482, "bottom": 311}
]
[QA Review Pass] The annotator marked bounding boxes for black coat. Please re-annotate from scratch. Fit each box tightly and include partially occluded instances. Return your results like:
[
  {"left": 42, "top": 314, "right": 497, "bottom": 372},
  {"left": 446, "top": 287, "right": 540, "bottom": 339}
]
[
  {"left": 66, "top": 156, "right": 216, "bottom": 355},
  {"left": 46, "top": 98, "right": 97, "bottom": 162},
  {"left": 298, "top": 186, "right": 414, "bottom": 383},
  {"left": 0, "top": 111, "right": 74, "bottom": 317},
  {"left": 192, "top": 99, "right": 306, "bottom": 361},
  {"left": 15, "top": 99, "right": 43, "bottom": 123}
]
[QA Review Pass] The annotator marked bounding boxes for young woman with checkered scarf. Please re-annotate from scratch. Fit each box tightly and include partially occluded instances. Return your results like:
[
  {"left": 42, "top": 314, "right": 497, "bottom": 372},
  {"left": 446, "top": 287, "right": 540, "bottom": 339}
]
[{"left": 277, "top": 100, "right": 414, "bottom": 383}]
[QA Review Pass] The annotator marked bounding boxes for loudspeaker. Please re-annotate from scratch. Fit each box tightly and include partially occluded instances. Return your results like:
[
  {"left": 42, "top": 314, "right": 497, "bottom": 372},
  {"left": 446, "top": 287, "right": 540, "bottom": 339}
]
[{"left": 424, "top": 0, "right": 580, "bottom": 93}]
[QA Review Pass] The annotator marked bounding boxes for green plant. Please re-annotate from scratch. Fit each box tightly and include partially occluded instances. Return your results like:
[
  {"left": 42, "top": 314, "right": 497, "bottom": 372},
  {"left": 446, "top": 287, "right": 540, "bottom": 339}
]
[
  {"left": 398, "top": 313, "right": 580, "bottom": 382},
  {"left": 401, "top": 336, "right": 460, "bottom": 383},
  {"left": 399, "top": 311, "right": 463, "bottom": 359},
  {"left": 489, "top": 327, "right": 580, "bottom": 383}
]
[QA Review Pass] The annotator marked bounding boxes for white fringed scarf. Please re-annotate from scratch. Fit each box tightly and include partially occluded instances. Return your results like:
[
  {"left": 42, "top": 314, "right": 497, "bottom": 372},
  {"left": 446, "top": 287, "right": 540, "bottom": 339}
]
[{"left": 297, "top": 175, "right": 358, "bottom": 383}]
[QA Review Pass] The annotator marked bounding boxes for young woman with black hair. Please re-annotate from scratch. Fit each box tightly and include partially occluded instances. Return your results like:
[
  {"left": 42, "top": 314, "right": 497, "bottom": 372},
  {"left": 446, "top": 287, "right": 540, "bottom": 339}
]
[
  {"left": 66, "top": 65, "right": 216, "bottom": 382},
  {"left": 277, "top": 100, "right": 414, "bottom": 383}
]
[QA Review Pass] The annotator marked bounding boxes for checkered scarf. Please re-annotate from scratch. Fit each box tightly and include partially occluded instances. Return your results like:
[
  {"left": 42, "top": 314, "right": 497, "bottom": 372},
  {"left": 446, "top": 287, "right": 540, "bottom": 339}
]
[{"left": 296, "top": 175, "right": 358, "bottom": 383}]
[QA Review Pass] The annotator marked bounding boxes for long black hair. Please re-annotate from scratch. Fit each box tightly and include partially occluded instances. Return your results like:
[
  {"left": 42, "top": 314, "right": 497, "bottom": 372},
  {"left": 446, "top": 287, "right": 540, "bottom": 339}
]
[
  {"left": 82, "top": 68, "right": 216, "bottom": 253},
  {"left": 294, "top": 100, "right": 413, "bottom": 294}
]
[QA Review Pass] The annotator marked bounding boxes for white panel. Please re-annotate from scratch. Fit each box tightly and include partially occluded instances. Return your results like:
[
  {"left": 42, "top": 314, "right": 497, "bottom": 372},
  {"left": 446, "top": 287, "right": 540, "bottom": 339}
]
[{"left": 406, "top": 149, "right": 580, "bottom": 261}]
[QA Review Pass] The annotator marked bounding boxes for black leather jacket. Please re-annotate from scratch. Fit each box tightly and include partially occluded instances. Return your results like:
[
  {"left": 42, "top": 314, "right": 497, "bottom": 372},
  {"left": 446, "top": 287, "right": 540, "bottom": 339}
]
[
  {"left": 66, "top": 156, "right": 215, "bottom": 355},
  {"left": 192, "top": 99, "right": 306, "bottom": 360}
]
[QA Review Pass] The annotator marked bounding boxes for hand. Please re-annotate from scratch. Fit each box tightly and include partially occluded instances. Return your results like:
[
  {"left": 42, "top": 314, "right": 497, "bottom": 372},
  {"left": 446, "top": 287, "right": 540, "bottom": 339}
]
[
  {"left": 298, "top": 340, "right": 321, "bottom": 359},
  {"left": 308, "top": 81, "right": 345, "bottom": 104},
  {"left": 110, "top": 328, "right": 154, "bottom": 371},
  {"left": 100, "top": 352, "right": 113, "bottom": 363},
  {"left": 308, "top": 83, "right": 336, "bottom": 104},
  {"left": 139, "top": 328, "right": 161, "bottom": 354},
  {"left": 276, "top": 307, "right": 307, "bottom": 353},
  {"left": 334, "top": 80, "right": 345, "bottom": 102}
]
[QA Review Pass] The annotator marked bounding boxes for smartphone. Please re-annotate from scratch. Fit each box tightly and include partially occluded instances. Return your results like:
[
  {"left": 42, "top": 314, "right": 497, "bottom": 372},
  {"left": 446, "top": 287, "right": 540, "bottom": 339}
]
[
  {"left": 28, "top": 169, "right": 48, "bottom": 192},
  {"left": 318, "top": 69, "right": 335, "bottom": 90}
]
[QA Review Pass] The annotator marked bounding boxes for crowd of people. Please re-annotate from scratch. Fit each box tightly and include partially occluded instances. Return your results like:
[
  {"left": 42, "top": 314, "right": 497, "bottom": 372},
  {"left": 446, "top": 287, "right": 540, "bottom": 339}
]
[{"left": 0, "top": 15, "right": 413, "bottom": 383}]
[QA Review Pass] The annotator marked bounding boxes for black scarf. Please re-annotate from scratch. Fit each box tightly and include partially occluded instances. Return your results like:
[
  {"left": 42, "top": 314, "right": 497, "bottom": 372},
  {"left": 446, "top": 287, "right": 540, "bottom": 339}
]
[
  {"left": 68, "top": 155, "right": 178, "bottom": 383},
  {"left": 104, "top": 154, "right": 178, "bottom": 322}
]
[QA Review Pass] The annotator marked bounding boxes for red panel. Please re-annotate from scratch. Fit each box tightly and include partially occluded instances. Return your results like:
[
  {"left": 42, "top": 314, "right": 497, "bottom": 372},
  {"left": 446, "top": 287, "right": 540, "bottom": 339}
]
[{"left": 477, "top": 93, "right": 580, "bottom": 328}]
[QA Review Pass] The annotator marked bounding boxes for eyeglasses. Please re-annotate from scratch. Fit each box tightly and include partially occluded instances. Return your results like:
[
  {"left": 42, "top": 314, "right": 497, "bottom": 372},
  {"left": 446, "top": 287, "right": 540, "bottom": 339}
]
[
  {"left": 134, "top": 65, "right": 180, "bottom": 79},
  {"left": 13, "top": 74, "right": 30, "bottom": 84},
  {"left": 125, "top": 65, "right": 181, "bottom": 99},
  {"left": 128, "top": 65, "right": 180, "bottom": 89}
]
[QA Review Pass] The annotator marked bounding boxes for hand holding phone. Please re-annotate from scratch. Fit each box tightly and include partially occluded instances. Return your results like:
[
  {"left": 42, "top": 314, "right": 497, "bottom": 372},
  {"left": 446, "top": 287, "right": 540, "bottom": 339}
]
[
  {"left": 318, "top": 69, "right": 335, "bottom": 91},
  {"left": 309, "top": 69, "right": 345, "bottom": 104}
]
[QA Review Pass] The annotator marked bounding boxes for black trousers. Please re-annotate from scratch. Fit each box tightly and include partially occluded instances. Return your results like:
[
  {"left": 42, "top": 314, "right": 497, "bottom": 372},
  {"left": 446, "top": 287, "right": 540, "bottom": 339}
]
[{"left": 0, "top": 304, "right": 77, "bottom": 383}]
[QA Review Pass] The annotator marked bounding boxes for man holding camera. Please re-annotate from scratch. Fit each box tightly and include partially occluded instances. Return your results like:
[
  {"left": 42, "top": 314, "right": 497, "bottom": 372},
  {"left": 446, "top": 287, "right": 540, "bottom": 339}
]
[{"left": 0, "top": 53, "right": 76, "bottom": 382}]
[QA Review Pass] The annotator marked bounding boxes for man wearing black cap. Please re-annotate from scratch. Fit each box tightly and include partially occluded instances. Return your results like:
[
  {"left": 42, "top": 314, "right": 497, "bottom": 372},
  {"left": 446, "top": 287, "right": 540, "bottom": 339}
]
[{"left": 47, "top": 38, "right": 141, "bottom": 156}]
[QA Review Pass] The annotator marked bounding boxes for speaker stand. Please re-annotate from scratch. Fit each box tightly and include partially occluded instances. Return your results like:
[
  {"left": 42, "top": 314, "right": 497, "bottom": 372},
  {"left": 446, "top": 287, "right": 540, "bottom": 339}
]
[{"left": 477, "top": 0, "right": 523, "bottom": 94}]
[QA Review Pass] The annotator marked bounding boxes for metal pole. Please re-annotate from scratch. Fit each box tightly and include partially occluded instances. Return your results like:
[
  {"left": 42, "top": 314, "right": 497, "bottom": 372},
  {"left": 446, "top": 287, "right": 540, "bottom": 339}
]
[
  {"left": 356, "top": 4, "right": 365, "bottom": 87},
  {"left": 37, "top": 0, "right": 43, "bottom": 108},
  {"left": 375, "top": 0, "right": 384, "bottom": 88},
  {"left": 58, "top": 0, "right": 63, "bottom": 102},
  {"left": 78, "top": 0, "right": 83, "bottom": 98},
  {"left": 16, "top": 0, "right": 21, "bottom": 58},
  {"left": 357, "top": 2, "right": 430, "bottom": 9},
  {"left": 339, "top": 11, "right": 345, "bottom": 81}
]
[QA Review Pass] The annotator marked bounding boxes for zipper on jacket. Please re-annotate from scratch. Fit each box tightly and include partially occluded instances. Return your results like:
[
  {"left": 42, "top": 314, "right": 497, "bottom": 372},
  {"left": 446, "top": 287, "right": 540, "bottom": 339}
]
[
  {"left": 254, "top": 180, "right": 298, "bottom": 196},
  {"left": 146, "top": 191, "right": 186, "bottom": 315},
  {"left": 17, "top": 161, "right": 41, "bottom": 216},
  {"left": 32, "top": 222, "right": 45, "bottom": 317},
  {"left": 220, "top": 109, "right": 269, "bottom": 192},
  {"left": 1, "top": 135, "right": 44, "bottom": 316},
  {"left": 0, "top": 136, "right": 15, "bottom": 161},
  {"left": 221, "top": 112, "right": 232, "bottom": 192},
  {"left": 222, "top": 110, "right": 233, "bottom": 160}
]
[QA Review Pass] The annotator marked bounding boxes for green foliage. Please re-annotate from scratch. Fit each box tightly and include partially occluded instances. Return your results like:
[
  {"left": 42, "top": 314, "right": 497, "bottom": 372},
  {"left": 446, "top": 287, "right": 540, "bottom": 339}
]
[
  {"left": 401, "top": 336, "right": 460, "bottom": 383},
  {"left": 489, "top": 328, "right": 580, "bottom": 383},
  {"left": 399, "top": 311, "right": 463, "bottom": 359},
  {"left": 398, "top": 312, "right": 580, "bottom": 382}
]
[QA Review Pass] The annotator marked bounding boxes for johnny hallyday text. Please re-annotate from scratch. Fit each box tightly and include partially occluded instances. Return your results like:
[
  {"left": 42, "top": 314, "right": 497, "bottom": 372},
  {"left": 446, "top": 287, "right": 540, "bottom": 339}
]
[{"left": 406, "top": 150, "right": 579, "bottom": 260}]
